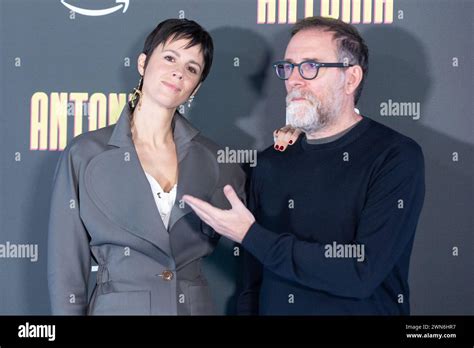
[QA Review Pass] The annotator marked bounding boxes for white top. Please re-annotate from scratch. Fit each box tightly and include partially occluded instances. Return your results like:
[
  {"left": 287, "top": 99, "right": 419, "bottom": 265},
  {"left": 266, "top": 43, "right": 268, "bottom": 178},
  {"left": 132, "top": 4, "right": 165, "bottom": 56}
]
[{"left": 144, "top": 172, "right": 177, "bottom": 230}]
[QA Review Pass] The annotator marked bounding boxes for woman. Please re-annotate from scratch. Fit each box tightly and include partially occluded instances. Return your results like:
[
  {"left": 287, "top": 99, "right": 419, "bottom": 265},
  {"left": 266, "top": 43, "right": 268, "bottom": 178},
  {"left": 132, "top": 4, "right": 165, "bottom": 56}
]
[{"left": 47, "top": 19, "right": 246, "bottom": 315}]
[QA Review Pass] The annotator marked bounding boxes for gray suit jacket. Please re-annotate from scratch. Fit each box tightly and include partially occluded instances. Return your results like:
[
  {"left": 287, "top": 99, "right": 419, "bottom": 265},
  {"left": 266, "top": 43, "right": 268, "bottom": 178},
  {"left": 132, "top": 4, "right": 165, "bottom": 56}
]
[{"left": 47, "top": 107, "right": 246, "bottom": 315}]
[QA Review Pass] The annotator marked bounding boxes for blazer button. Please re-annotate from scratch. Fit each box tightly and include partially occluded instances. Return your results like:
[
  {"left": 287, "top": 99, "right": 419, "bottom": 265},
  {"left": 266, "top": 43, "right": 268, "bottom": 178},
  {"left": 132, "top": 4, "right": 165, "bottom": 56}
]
[{"left": 160, "top": 270, "right": 174, "bottom": 281}]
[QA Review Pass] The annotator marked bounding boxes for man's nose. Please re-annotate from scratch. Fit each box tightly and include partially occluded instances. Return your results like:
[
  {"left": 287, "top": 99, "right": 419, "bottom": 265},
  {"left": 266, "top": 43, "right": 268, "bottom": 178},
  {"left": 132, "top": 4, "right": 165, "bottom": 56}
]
[{"left": 286, "top": 68, "right": 306, "bottom": 88}]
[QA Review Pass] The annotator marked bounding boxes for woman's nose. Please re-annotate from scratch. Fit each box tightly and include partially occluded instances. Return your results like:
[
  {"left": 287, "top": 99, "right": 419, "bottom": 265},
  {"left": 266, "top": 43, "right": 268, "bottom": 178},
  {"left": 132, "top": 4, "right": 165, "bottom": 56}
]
[{"left": 172, "top": 72, "right": 183, "bottom": 80}]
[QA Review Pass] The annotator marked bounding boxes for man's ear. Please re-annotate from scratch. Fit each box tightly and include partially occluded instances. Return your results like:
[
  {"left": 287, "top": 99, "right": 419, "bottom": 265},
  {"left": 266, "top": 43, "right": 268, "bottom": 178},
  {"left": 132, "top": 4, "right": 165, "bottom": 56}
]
[
  {"left": 137, "top": 53, "right": 147, "bottom": 76},
  {"left": 345, "top": 65, "right": 363, "bottom": 96}
]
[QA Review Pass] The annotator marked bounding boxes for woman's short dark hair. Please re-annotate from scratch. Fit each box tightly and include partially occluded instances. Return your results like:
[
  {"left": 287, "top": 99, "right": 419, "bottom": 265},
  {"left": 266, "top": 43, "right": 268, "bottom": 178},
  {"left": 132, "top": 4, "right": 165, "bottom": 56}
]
[
  {"left": 142, "top": 18, "right": 214, "bottom": 82},
  {"left": 292, "top": 16, "right": 369, "bottom": 105}
]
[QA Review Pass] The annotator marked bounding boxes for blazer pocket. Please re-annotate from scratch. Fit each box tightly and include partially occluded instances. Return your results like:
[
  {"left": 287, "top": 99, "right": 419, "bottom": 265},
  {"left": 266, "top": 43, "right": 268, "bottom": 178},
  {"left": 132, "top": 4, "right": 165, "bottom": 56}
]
[{"left": 90, "top": 290, "right": 151, "bottom": 315}]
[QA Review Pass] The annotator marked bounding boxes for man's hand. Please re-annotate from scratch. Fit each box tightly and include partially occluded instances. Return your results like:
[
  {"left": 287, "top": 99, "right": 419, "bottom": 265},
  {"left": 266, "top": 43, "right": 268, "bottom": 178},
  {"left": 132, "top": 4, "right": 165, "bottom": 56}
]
[
  {"left": 182, "top": 185, "right": 255, "bottom": 243},
  {"left": 273, "top": 125, "right": 301, "bottom": 152}
]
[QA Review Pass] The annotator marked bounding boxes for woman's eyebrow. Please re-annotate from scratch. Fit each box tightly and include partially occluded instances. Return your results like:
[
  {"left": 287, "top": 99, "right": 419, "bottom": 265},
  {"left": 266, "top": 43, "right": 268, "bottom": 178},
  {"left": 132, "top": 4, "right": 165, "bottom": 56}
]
[{"left": 163, "top": 49, "right": 202, "bottom": 69}]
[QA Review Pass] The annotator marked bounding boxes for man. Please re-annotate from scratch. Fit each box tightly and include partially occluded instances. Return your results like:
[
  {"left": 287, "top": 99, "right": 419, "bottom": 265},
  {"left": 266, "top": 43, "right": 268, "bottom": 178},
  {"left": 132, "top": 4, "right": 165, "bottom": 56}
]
[{"left": 183, "top": 16, "right": 425, "bottom": 315}]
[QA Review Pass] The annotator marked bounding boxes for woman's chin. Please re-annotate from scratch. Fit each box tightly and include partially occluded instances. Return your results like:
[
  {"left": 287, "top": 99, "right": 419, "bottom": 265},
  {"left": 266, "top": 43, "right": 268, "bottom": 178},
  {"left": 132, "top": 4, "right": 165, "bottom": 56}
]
[{"left": 152, "top": 98, "right": 185, "bottom": 111}]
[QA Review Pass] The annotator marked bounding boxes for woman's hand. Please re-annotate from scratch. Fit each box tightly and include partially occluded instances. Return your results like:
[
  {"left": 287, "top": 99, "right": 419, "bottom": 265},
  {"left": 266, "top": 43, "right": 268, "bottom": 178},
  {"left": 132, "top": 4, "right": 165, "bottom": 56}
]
[{"left": 273, "top": 126, "right": 302, "bottom": 151}]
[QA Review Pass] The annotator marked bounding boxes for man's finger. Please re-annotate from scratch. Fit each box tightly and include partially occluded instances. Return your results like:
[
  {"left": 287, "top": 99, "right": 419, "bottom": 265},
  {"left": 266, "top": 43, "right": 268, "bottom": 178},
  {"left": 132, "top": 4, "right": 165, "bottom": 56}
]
[
  {"left": 223, "top": 185, "right": 243, "bottom": 210},
  {"left": 184, "top": 198, "right": 214, "bottom": 225},
  {"left": 182, "top": 194, "right": 222, "bottom": 219},
  {"left": 189, "top": 204, "right": 213, "bottom": 226},
  {"left": 182, "top": 195, "right": 218, "bottom": 213}
]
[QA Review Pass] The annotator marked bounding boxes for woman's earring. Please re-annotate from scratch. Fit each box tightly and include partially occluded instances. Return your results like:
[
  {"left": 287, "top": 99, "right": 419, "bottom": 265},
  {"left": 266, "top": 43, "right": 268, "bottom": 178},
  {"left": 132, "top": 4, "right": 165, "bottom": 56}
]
[
  {"left": 137, "top": 91, "right": 143, "bottom": 111},
  {"left": 187, "top": 95, "right": 194, "bottom": 108},
  {"left": 129, "top": 75, "right": 143, "bottom": 110}
]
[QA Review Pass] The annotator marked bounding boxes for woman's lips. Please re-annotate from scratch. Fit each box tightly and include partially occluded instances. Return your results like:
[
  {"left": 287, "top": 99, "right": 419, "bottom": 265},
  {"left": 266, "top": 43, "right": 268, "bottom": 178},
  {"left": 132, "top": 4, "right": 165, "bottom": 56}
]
[{"left": 162, "top": 81, "right": 181, "bottom": 93}]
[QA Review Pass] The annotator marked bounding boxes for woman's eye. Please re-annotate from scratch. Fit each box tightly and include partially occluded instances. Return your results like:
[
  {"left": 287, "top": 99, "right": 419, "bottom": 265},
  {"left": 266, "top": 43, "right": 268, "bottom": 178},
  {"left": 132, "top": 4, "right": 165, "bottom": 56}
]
[
  {"left": 164, "top": 55, "right": 175, "bottom": 62},
  {"left": 188, "top": 66, "right": 197, "bottom": 74}
]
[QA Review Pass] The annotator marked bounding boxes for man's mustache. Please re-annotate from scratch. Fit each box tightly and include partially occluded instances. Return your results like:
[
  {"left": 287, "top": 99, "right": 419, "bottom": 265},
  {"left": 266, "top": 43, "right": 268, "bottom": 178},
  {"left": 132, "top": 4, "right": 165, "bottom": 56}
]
[{"left": 286, "top": 89, "right": 318, "bottom": 106}]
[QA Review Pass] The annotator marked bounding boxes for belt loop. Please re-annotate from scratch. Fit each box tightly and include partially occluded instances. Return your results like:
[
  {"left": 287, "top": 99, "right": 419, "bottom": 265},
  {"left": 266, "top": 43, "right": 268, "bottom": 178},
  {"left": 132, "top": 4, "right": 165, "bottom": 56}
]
[{"left": 97, "top": 264, "right": 109, "bottom": 284}]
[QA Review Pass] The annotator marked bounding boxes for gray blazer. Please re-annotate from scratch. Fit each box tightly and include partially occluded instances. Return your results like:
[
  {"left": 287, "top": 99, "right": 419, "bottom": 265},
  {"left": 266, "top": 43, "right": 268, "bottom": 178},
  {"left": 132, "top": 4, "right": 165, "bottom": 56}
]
[{"left": 47, "top": 107, "right": 246, "bottom": 315}]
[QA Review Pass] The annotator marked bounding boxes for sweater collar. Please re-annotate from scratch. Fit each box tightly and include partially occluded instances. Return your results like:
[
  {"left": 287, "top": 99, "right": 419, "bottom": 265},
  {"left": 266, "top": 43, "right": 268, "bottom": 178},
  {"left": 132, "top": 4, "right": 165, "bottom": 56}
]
[{"left": 300, "top": 115, "right": 371, "bottom": 151}]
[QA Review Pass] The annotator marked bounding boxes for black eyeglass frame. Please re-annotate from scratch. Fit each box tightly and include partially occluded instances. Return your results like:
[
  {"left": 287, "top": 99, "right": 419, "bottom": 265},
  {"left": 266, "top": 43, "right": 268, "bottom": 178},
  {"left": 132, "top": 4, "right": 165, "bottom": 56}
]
[{"left": 272, "top": 60, "right": 354, "bottom": 80}]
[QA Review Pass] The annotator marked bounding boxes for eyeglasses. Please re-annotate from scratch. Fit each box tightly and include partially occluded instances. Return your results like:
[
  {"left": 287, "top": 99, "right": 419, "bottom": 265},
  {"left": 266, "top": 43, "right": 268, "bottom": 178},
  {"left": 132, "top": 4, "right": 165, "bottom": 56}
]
[{"left": 272, "top": 60, "right": 354, "bottom": 80}]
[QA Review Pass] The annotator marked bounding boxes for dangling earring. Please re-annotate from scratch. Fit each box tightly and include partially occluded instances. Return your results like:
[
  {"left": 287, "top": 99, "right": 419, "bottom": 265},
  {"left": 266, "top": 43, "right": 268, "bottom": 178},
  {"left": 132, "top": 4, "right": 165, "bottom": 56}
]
[
  {"left": 187, "top": 95, "right": 194, "bottom": 108},
  {"left": 137, "top": 90, "right": 143, "bottom": 111},
  {"left": 129, "top": 75, "right": 143, "bottom": 110}
]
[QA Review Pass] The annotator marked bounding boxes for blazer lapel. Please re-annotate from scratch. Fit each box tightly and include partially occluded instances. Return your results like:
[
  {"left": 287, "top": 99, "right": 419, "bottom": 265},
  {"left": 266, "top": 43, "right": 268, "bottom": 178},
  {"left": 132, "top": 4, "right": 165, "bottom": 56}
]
[
  {"left": 84, "top": 145, "right": 172, "bottom": 256},
  {"left": 168, "top": 115, "right": 217, "bottom": 231},
  {"left": 84, "top": 107, "right": 173, "bottom": 255}
]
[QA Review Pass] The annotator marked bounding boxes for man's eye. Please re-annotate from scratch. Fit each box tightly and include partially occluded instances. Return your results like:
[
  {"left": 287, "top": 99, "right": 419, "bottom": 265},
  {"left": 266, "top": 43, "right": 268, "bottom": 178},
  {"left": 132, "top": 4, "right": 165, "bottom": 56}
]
[{"left": 164, "top": 55, "right": 175, "bottom": 62}]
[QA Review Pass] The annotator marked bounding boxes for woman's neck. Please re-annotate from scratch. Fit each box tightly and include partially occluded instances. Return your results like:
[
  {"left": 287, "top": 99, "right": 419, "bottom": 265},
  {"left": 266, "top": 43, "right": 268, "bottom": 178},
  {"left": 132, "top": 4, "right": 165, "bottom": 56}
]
[{"left": 131, "top": 97, "right": 175, "bottom": 148}]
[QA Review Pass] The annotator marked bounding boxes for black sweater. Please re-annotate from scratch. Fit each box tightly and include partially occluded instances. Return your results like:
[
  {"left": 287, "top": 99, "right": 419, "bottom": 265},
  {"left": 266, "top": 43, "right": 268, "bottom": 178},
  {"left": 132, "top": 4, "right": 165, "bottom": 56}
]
[{"left": 237, "top": 116, "right": 425, "bottom": 315}]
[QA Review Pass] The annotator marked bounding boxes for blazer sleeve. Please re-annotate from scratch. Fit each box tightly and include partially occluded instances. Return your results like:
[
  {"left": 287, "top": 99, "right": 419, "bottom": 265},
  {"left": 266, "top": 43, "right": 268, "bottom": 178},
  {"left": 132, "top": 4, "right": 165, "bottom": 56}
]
[
  {"left": 47, "top": 144, "right": 91, "bottom": 315},
  {"left": 236, "top": 165, "right": 263, "bottom": 315},
  {"left": 240, "top": 140, "right": 425, "bottom": 300},
  {"left": 210, "top": 162, "right": 247, "bottom": 208},
  {"left": 206, "top": 162, "right": 247, "bottom": 242}
]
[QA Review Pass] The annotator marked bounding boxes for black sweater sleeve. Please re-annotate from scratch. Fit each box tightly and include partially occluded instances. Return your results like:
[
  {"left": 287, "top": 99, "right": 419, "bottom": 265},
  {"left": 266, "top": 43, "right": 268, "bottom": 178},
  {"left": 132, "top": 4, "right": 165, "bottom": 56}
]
[{"left": 236, "top": 165, "right": 263, "bottom": 315}]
